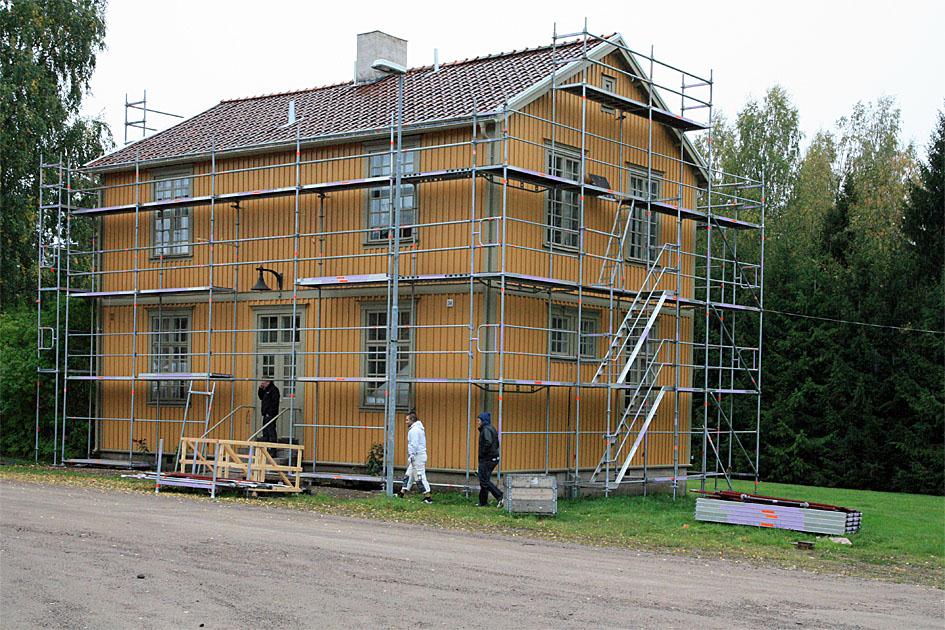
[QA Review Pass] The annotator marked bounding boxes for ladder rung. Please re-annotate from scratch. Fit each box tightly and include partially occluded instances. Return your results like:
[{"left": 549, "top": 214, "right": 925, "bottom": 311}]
[
  {"left": 188, "top": 390, "right": 213, "bottom": 396},
  {"left": 37, "top": 368, "right": 59, "bottom": 373}
]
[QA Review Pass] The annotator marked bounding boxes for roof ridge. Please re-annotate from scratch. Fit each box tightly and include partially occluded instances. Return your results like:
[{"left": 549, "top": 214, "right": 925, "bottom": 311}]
[{"left": 218, "top": 36, "right": 592, "bottom": 105}]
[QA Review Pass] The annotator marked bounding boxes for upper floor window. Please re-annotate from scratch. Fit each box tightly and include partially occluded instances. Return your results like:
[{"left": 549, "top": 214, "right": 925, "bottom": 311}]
[
  {"left": 625, "top": 166, "right": 661, "bottom": 262},
  {"left": 601, "top": 75, "right": 617, "bottom": 114},
  {"left": 366, "top": 142, "right": 418, "bottom": 244},
  {"left": 550, "top": 305, "right": 599, "bottom": 361},
  {"left": 152, "top": 169, "right": 192, "bottom": 258},
  {"left": 545, "top": 144, "right": 581, "bottom": 250},
  {"left": 149, "top": 310, "right": 191, "bottom": 403}
]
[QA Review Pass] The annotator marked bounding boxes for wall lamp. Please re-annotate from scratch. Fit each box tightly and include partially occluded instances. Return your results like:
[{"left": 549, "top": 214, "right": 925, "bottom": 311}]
[{"left": 251, "top": 266, "right": 284, "bottom": 292}]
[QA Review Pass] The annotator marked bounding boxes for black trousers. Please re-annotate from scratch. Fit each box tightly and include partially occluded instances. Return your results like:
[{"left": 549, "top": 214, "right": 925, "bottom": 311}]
[
  {"left": 261, "top": 414, "right": 278, "bottom": 444},
  {"left": 478, "top": 458, "right": 503, "bottom": 505}
]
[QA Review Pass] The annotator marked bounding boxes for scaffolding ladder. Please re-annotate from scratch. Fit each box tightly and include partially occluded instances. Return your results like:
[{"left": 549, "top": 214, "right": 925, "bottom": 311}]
[
  {"left": 34, "top": 158, "right": 68, "bottom": 464},
  {"left": 176, "top": 380, "right": 217, "bottom": 469},
  {"left": 597, "top": 199, "right": 637, "bottom": 286}
]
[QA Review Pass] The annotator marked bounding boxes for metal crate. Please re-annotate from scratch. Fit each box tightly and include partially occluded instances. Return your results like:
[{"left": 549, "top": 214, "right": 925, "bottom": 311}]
[{"left": 504, "top": 474, "right": 557, "bottom": 515}]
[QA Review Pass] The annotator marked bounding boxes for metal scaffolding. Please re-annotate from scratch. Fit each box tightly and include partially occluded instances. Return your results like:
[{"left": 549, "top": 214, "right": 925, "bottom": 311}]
[{"left": 34, "top": 25, "right": 765, "bottom": 497}]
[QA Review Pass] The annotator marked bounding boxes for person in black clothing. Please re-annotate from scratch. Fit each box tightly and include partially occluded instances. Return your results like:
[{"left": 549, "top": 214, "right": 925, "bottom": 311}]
[
  {"left": 476, "top": 411, "right": 504, "bottom": 508},
  {"left": 257, "top": 378, "right": 280, "bottom": 443}
]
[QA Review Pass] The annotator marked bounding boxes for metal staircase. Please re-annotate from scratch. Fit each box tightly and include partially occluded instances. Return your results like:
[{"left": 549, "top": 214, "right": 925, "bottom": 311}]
[
  {"left": 591, "top": 243, "right": 677, "bottom": 385},
  {"left": 589, "top": 242, "right": 678, "bottom": 490}
]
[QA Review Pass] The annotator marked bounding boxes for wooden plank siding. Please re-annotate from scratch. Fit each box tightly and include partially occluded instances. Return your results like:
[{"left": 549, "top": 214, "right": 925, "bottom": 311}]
[{"left": 95, "top": 57, "right": 702, "bottom": 474}]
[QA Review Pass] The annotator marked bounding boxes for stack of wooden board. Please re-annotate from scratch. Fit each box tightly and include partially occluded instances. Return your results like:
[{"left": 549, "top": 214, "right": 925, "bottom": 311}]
[{"left": 694, "top": 490, "right": 861, "bottom": 535}]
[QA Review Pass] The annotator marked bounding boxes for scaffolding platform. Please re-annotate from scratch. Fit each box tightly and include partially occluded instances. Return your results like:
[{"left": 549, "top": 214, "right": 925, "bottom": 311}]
[
  {"left": 70, "top": 285, "right": 234, "bottom": 299},
  {"left": 64, "top": 458, "right": 150, "bottom": 469},
  {"left": 556, "top": 83, "right": 708, "bottom": 132}
]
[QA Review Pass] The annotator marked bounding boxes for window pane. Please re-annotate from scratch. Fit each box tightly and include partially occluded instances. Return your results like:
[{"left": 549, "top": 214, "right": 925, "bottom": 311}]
[
  {"left": 150, "top": 313, "right": 191, "bottom": 401},
  {"left": 367, "top": 146, "right": 417, "bottom": 242},
  {"left": 363, "top": 307, "right": 412, "bottom": 407},
  {"left": 546, "top": 150, "right": 581, "bottom": 248}
]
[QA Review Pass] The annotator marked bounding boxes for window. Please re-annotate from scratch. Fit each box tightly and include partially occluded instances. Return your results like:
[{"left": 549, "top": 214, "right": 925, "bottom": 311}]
[
  {"left": 601, "top": 75, "right": 617, "bottom": 114},
  {"left": 550, "top": 306, "right": 599, "bottom": 360},
  {"left": 149, "top": 311, "right": 191, "bottom": 403},
  {"left": 366, "top": 142, "right": 418, "bottom": 244},
  {"left": 257, "top": 313, "right": 301, "bottom": 400},
  {"left": 362, "top": 305, "right": 412, "bottom": 408},
  {"left": 152, "top": 170, "right": 192, "bottom": 257},
  {"left": 545, "top": 145, "right": 581, "bottom": 250},
  {"left": 625, "top": 166, "right": 661, "bottom": 262}
]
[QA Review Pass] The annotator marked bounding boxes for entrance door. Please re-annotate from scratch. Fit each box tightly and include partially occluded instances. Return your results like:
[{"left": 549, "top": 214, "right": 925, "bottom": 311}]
[{"left": 255, "top": 311, "right": 303, "bottom": 441}]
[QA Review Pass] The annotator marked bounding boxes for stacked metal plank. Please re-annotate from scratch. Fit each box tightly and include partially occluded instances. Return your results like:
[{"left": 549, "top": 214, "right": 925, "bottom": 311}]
[{"left": 694, "top": 491, "right": 861, "bottom": 535}]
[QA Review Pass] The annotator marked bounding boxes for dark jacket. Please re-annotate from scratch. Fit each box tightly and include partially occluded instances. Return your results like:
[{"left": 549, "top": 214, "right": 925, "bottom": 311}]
[
  {"left": 258, "top": 382, "right": 280, "bottom": 418},
  {"left": 478, "top": 412, "right": 500, "bottom": 461}
]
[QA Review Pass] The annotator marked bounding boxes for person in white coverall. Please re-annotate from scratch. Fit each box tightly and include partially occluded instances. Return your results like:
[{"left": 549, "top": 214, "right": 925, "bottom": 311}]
[{"left": 398, "top": 410, "right": 432, "bottom": 503}]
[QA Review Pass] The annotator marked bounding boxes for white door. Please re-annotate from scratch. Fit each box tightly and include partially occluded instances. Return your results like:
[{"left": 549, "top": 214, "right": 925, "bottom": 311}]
[{"left": 255, "top": 312, "right": 303, "bottom": 440}]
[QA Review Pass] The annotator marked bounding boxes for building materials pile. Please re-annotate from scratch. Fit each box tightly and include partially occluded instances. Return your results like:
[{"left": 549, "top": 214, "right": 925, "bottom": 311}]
[
  {"left": 123, "top": 471, "right": 288, "bottom": 493},
  {"left": 694, "top": 490, "right": 861, "bottom": 535}
]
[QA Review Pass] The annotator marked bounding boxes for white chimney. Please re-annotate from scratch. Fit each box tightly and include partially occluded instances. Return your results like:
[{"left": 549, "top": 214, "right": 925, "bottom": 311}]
[{"left": 356, "top": 31, "right": 407, "bottom": 83}]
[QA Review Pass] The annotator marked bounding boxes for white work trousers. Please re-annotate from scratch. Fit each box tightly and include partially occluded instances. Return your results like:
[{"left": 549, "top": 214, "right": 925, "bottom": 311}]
[{"left": 404, "top": 453, "right": 431, "bottom": 494}]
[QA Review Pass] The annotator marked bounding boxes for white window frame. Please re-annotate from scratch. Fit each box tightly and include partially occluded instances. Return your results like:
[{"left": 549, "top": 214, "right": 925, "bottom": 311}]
[
  {"left": 361, "top": 304, "right": 413, "bottom": 409},
  {"left": 550, "top": 305, "right": 599, "bottom": 361},
  {"left": 151, "top": 168, "right": 193, "bottom": 258},
  {"left": 545, "top": 144, "right": 582, "bottom": 251},
  {"left": 148, "top": 309, "right": 192, "bottom": 404},
  {"left": 365, "top": 140, "right": 419, "bottom": 245},
  {"left": 625, "top": 165, "right": 662, "bottom": 263},
  {"left": 601, "top": 74, "right": 617, "bottom": 114}
]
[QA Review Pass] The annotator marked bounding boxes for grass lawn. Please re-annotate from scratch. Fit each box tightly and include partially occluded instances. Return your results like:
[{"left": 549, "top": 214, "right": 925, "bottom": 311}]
[{"left": 1, "top": 464, "right": 942, "bottom": 588}]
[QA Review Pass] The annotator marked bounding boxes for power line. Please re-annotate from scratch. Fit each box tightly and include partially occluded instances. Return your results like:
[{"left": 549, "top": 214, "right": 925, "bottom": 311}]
[{"left": 765, "top": 308, "right": 945, "bottom": 336}]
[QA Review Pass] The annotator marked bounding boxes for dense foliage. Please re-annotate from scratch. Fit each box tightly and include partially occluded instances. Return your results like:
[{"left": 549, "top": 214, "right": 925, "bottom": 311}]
[
  {"left": 0, "top": 0, "right": 109, "bottom": 458},
  {"left": 711, "top": 90, "right": 944, "bottom": 495}
]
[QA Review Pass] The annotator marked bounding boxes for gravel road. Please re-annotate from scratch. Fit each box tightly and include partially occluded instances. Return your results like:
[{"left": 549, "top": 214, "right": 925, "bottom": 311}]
[{"left": 1, "top": 480, "right": 941, "bottom": 629}]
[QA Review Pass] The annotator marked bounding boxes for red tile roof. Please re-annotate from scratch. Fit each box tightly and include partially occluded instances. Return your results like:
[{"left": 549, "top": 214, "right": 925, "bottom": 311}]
[{"left": 88, "top": 39, "right": 591, "bottom": 169}]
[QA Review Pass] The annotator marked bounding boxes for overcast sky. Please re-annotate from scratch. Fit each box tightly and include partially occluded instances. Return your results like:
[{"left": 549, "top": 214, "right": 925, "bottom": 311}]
[{"left": 82, "top": 0, "right": 944, "bottom": 154}]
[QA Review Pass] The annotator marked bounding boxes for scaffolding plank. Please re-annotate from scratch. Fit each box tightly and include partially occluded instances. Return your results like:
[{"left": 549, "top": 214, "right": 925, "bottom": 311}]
[
  {"left": 70, "top": 285, "right": 234, "bottom": 298},
  {"left": 556, "top": 83, "right": 708, "bottom": 132},
  {"left": 294, "top": 271, "right": 760, "bottom": 314},
  {"left": 72, "top": 169, "right": 479, "bottom": 217},
  {"left": 71, "top": 164, "right": 756, "bottom": 230},
  {"left": 137, "top": 372, "right": 233, "bottom": 381},
  {"left": 64, "top": 458, "right": 150, "bottom": 469}
]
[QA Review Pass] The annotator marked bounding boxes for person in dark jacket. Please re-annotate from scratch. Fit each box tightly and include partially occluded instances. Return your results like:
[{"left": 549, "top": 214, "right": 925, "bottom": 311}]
[
  {"left": 476, "top": 411, "right": 504, "bottom": 507},
  {"left": 257, "top": 378, "right": 280, "bottom": 443}
]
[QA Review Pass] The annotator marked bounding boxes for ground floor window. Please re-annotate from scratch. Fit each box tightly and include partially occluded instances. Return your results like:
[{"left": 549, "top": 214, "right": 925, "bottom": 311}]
[
  {"left": 362, "top": 305, "right": 412, "bottom": 408},
  {"left": 149, "top": 310, "right": 191, "bottom": 403},
  {"left": 549, "top": 306, "right": 599, "bottom": 361}
]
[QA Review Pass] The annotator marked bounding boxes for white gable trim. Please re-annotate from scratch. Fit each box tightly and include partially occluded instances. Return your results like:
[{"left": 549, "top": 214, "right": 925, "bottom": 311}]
[{"left": 501, "top": 34, "right": 710, "bottom": 184}]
